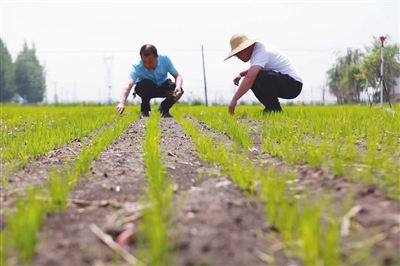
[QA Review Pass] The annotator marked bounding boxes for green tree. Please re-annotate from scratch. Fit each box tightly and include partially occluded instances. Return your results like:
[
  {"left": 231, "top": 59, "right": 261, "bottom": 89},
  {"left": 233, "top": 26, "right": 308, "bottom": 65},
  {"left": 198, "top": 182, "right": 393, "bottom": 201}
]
[
  {"left": 359, "top": 35, "right": 400, "bottom": 102},
  {"left": 14, "top": 42, "right": 46, "bottom": 103},
  {"left": 0, "top": 38, "right": 16, "bottom": 102},
  {"left": 326, "top": 48, "right": 363, "bottom": 104}
]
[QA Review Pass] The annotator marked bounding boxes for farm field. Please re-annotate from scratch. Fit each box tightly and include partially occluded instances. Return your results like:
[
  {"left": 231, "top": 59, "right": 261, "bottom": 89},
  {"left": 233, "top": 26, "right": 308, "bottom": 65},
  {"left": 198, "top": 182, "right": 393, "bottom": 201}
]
[{"left": 1, "top": 104, "right": 399, "bottom": 266}]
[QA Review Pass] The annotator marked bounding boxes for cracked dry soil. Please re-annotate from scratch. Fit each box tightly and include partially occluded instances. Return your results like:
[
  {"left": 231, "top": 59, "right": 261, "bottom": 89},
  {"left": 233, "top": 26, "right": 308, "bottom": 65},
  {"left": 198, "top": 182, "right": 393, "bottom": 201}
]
[{"left": 2, "top": 115, "right": 400, "bottom": 266}]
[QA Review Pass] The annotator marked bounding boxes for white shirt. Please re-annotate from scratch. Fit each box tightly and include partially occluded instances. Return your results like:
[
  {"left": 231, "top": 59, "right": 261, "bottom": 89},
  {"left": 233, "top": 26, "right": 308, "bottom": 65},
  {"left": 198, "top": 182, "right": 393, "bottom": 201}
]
[{"left": 250, "top": 42, "right": 302, "bottom": 83}]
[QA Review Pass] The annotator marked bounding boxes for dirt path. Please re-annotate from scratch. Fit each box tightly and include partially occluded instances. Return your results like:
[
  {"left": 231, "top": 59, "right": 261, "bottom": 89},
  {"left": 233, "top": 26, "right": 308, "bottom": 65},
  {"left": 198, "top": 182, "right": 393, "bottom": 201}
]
[
  {"left": 3, "top": 114, "right": 399, "bottom": 266},
  {"left": 31, "top": 119, "right": 148, "bottom": 265},
  {"left": 30, "top": 117, "right": 285, "bottom": 265},
  {"left": 248, "top": 118, "right": 400, "bottom": 265},
  {"left": 186, "top": 114, "right": 400, "bottom": 265},
  {"left": 159, "top": 118, "right": 287, "bottom": 266}
]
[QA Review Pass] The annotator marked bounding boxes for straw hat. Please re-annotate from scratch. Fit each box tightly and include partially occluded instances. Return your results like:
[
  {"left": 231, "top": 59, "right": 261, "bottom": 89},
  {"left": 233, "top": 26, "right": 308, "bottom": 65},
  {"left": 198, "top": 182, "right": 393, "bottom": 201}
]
[{"left": 224, "top": 33, "right": 259, "bottom": 61}]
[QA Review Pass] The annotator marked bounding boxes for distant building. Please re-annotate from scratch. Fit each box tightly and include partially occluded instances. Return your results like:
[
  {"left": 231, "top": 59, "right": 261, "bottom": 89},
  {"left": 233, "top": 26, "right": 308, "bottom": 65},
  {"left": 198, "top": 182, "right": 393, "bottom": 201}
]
[
  {"left": 393, "top": 77, "right": 400, "bottom": 101},
  {"left": 10, "top": 94, "right": 25, "bottom": 104}
]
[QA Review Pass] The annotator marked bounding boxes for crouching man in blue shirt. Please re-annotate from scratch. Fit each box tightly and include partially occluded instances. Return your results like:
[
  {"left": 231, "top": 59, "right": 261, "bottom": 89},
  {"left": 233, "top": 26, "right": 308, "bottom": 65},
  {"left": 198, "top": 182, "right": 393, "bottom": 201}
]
[{"left": 116, "top": 44, "right": 184, "bottom": 117}]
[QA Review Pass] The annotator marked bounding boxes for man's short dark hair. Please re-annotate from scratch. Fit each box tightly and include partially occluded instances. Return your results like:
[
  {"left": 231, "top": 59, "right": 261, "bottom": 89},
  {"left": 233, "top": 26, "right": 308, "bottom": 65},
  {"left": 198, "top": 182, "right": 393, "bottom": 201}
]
[{"left": 140, "top": 44, "right": 158, "bottom": 57}]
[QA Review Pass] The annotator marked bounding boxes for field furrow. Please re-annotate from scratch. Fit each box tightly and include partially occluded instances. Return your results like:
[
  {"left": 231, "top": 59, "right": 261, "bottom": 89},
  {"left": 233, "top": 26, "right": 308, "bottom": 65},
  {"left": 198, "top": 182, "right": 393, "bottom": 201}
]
[
  {"left": 30, "top": 118, "right": 148, "bottom": 265},
  {"left": 1, "top": 105, "right": 399, "bottom": 266},
  {"left": 159, "top": 118, "right": 279, "bottom": 265}
]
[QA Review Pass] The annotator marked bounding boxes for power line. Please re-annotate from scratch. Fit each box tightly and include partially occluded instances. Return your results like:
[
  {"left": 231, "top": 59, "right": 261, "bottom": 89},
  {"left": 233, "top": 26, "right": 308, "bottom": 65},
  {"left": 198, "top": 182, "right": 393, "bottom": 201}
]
[
  {"left": 10, "top": 48, "right": 202, "bottom": 54},
  {"left": 10, "top": 47, "right": 348, "bottom": 54}
]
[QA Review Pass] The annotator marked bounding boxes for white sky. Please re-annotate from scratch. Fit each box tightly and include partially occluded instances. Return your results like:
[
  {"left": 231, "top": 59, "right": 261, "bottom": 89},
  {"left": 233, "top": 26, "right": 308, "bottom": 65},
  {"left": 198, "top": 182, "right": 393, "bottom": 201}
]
[{"left": 1, "top": 1, "right": 399, "bottom": 105}]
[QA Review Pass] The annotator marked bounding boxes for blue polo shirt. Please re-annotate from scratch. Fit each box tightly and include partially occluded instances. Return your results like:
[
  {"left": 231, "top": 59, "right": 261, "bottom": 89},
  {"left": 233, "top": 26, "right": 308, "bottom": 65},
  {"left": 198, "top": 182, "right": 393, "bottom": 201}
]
[{"left": 129, "top": 54, "right": 178, "bottom": 86}]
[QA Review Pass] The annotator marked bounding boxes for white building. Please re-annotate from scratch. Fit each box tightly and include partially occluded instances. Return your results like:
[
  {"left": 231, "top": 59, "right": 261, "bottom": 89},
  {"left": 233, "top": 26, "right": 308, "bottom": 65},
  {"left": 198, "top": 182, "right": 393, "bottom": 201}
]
[{"left": 393, "top": 77, "right": 400, "bottom": 100}]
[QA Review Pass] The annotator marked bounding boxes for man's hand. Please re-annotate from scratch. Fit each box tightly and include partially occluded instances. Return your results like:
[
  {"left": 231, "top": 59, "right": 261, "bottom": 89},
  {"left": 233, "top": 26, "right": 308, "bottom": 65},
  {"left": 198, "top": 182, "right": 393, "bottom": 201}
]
[
  {"left": 116, "top": 102, "right": 125, "bottom": 114},
  {"left": 173, "top": 87, "right": 182, "bottom": 99},
  {"left": 228, "top": 99, "right": 237, "bottom": 115},
  {"left": 233, "top": 75, "right": 241, "bottom": 86}
]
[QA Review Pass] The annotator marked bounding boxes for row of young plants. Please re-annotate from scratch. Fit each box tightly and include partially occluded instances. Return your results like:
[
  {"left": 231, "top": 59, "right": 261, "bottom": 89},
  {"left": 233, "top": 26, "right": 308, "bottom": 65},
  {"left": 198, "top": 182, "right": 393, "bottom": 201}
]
[
  {"left": 138, "top": 112, "right": 177, "bottom": 265},
  {"left": 1, "top": 106, "right": 119, "bottom": 167},
  {"left": 182, "top": 105, "right": 399, "bottom": 199},
  {"left": 1, "top": 104, "right": 397, "bottom": 265},
  {"left": 1, "top": 109, "right": 139, "bottom": 265},
  {"left": 2, "top": 107, "right": 179, "bottom": 265},
  {"left": 173, "top": 109, "right": 359, "bottom": 265},
  {"left": 255, "top": 105, "right": 399, "bottom": 199}
]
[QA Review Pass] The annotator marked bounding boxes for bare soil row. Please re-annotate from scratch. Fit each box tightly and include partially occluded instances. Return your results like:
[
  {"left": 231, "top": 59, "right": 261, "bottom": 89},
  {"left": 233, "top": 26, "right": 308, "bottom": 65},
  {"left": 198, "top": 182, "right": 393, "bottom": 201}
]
[{"left": 2, "top": 116, "right": 399, "bottom": 265}]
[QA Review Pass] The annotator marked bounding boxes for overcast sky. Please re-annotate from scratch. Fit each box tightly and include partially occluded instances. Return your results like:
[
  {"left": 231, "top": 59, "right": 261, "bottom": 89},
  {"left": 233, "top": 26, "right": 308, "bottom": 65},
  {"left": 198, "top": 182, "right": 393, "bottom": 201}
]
[{"left": 1, "top": 1, "right": 399, "bottom": 105}]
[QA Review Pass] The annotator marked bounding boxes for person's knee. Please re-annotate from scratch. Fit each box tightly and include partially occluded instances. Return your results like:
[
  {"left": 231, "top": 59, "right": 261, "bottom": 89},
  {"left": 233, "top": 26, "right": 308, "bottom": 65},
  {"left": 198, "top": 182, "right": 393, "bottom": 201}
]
[
  {"left": 136, "top": 79, "right": 157, "bottom": 97},
  {"left": 292, "top": 82, "right": 302, "bottom": 98}
]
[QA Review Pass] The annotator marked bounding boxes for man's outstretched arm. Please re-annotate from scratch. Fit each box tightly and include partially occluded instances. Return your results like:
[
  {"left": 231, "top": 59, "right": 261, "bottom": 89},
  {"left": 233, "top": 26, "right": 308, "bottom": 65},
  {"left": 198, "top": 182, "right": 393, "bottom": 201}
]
[{"left": 116, "top": 78, "right": 135, "bottom": 114}]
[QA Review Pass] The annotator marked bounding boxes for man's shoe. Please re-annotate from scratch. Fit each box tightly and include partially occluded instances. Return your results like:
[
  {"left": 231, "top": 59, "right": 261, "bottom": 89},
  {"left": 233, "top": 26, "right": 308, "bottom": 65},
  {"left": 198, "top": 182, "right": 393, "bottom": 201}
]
[
  {"left": 140, "top": 111, "right": 149, "bottom": 117},
  {"left": 263, "top": 108, "right": 282, "bottom": 113},
  {"left": 161, "top": 112, "right": 173, "bottom": 118},
  {"left": 158, "top": 106, "right": 173, "bottom": 118}
]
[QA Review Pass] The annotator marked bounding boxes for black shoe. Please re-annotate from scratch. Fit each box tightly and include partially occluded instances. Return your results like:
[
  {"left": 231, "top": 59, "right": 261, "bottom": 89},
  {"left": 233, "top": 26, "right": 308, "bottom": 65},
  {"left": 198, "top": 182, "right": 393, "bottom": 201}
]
[
  {"left": 161, "top": 112, "right": 173, "bottom": 118},
  {"left": 158, "top": 106, "right": 173, "bottom": 118},
  {"left": 140, "top": 111, "right": 149, "bottom": 117},
  {"left": 263, "top": 108, "right": 282, "bottom": 113}
]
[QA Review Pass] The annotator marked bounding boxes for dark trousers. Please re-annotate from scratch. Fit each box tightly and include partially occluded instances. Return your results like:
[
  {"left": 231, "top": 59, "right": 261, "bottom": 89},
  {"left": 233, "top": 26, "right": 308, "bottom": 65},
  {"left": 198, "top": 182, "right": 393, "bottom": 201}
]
[
  {"left": 251, "top": 70, "right": 302, "bottom": 111},
  {"left": 134, "top": 79, "right": 183, "bottom": 113}
]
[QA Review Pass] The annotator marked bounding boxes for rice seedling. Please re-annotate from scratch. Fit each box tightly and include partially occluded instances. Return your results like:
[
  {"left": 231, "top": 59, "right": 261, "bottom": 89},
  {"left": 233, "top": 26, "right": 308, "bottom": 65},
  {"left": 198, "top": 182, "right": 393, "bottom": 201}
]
[
  {"left": 138, "top": 112, "right": 176, "bottom": 265},
  {"left": 2, "top": 104, "right": 398, "bottom": 265},
  {"left": 175, "top": 105, "right": 377, "bottom": 265},
  {"left": 4, "top": 187, "right": 46, "bottom": 264},
  {"left": 2, "top": 108, "right": 139, "bottom": 264},
  {"left": 1, "top": 106, "right": 120, "bottom": 168},
  {"left": 181, "top": 106, "right": 253, "bottom": 149},
  {"left": 237, "top": 105, "right": 399, "bottom": 198}
]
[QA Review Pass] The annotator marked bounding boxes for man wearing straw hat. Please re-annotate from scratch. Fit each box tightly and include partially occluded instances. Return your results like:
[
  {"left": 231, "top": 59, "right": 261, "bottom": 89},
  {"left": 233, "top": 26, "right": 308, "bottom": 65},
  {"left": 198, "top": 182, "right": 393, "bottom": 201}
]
[
  {"left": 224, "top": 33, "right": 302, "bottom": 114},
  {"left": 116, "top": 44, "right": 183, "bottom": 117}
]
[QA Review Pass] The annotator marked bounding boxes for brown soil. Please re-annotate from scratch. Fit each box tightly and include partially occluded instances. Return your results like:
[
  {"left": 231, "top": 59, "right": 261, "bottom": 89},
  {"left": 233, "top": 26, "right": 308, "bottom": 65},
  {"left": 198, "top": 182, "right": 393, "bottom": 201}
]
[{"left": 2, "top": 115, "right": 399, "bottom": 266}]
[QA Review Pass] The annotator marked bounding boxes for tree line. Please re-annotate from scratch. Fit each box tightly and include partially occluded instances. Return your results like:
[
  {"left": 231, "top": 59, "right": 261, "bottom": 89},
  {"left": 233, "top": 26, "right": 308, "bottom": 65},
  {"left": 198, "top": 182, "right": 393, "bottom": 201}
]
[
  {"left": 326, "top": 35, "right": 400, "bottom": 104},
  {"left": 1, "top": 38, "right": 46, "bottom": 103}
]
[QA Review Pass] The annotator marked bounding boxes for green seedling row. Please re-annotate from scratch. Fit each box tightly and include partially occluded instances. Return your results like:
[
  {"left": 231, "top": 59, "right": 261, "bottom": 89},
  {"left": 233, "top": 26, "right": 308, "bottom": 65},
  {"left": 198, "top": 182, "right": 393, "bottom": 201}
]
[
  {"left": 1, "top": 106, "right": 119, "bottom": 167},
  {"left": 1, "top": 105, "right": 398, "bottom": 266},
  {"left": 2, "top": 109, "right": 139, "bottom": 265},
  {"left": 179, "top": 105, "right": 399, "bottom": 198},
  {"left": 174, "top": 108, "right": 348, "bottom": 265},
  {"left": 180, "top": 106, "right": 253, "bottom": 148},
  {"left": 244, "top": 105, "right": 399, "bottom": 198},
  {"left": 138, "top": 112, "right": 176, "bottom": 265}
]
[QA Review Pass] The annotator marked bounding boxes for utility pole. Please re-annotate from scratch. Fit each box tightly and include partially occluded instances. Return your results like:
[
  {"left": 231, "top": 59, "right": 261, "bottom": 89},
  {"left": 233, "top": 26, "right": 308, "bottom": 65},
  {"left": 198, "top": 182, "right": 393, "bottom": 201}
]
[
  {"left": 54, "top": 81, "right": 58, "bottom": 104},
  {"left": 201, "top": 45, "right": 208, "bottom": 106},
  {"left": 104, "top": 55, "right": 114, "bottom": 105},
  {"left": 379, "top": 36, "right": 386, "bottom": 108},
  {"left": 73, "top": 80, "right": 77, "bottom": 103}
]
